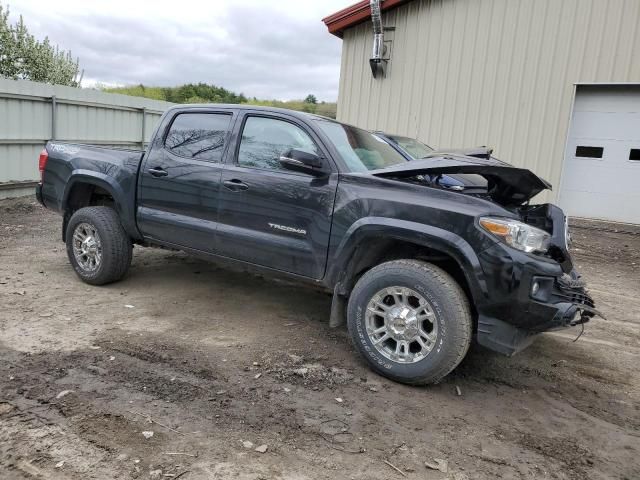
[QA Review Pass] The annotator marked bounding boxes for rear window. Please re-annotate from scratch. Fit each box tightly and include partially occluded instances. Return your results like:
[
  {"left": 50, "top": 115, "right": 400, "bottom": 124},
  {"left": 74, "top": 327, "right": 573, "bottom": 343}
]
[{"left": 165, "top": 113, "right": 232, "bottom": 162}]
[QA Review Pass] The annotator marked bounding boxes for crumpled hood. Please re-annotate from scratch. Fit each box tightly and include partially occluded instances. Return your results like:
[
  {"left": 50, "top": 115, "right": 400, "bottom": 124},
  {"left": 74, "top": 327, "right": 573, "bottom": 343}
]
[{"left": 370, "top": 154, "right": 552, "bottom": 206}]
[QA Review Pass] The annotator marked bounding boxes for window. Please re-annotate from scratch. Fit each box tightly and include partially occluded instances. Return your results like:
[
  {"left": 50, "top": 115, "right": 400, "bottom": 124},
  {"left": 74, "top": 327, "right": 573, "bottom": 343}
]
[
  {"left": 315, "top": 120, "right": 407, "bottom": 172},
  {"left": 575, "top": 146, "right": 603, "bottom": 159},
  {"left": 165, "top": 113, "right": 231, "bottom": 162},
  {"left": 238, "top": 117, "right": 320, "bottom": 171},
  {"left": 629, "top": 149, "right": 640, "bottom": 161}
]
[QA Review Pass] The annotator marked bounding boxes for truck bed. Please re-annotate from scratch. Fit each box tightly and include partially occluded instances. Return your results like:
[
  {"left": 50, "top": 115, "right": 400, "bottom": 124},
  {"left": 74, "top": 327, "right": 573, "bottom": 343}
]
[{"left": 39, "top": 142, "right": 145, "bottom": 239}]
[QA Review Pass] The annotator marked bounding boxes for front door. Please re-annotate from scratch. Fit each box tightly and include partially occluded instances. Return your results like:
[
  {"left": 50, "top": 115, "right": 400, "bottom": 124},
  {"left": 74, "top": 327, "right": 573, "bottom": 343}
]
[
  {"left": 137, "top": 110, "right": 234, "bottom": 252},
  {"left": 216, "top": 113, "right": 338, "bottom": 279}
]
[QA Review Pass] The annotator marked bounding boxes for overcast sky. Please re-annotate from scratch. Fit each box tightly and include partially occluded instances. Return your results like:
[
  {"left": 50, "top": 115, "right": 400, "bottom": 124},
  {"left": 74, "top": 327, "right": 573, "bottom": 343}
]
[{"left": 7, "top": 0, "right": 353, "bottom": 101}]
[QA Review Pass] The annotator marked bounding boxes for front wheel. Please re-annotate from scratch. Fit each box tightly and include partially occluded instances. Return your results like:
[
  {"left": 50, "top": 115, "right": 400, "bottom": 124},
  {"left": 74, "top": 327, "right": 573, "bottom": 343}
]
[
  {"left": 65, "top": 206, "right": 132, "bottom": 285},
  {"left": 347, "top": 260, "right": 472, "bottom": 385}
]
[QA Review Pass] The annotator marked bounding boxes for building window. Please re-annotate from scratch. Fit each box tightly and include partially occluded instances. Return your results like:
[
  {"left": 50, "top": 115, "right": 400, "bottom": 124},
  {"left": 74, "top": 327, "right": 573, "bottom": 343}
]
[
  {"left": 629, "top": 149, "right": 640, "bottom": 161},
  {"left": 575, "top": 146, "right": 604, "bottom": 159}
]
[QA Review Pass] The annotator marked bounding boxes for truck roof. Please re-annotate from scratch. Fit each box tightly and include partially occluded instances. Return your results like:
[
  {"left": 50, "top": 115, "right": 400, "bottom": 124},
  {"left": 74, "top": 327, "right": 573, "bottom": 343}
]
[{"left": 165, "top": 103, "right": 328, "bottom": 121}]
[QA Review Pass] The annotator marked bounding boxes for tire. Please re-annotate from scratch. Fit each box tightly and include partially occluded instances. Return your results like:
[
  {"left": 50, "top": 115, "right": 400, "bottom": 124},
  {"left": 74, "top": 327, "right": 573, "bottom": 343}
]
[
  {"left": 347, "top": 260, "right": 472, "bottom": 385},
  {"left": 65, "top": 206, "right": 132, "bottom": 285}
]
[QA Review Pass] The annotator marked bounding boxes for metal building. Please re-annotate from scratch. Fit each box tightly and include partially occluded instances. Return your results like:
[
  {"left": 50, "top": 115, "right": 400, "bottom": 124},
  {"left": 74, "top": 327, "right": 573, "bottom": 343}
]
[
  {"left": 0, "top": 78, "right": 172, "bottom": 198},
  {"left": 323, "top": 0, "right": 640, "bottom": 223}
]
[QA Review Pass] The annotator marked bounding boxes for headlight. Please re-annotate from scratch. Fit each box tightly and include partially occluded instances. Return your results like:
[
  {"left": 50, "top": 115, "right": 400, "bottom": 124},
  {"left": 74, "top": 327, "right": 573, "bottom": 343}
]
[{"left": 479, "top": 217, "right": 551, "bottom": 253}]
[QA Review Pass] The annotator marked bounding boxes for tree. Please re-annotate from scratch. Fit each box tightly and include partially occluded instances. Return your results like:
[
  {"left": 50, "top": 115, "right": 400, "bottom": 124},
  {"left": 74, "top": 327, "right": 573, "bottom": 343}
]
[
  {"left": 105, "top": 83, "right": 248, "bottom": 104},
  {"left": 104, "top": 83, "right": 338, "bottom": 119},
  {"left": 0, "top": 2, "right": 81, "bottom": 86}
]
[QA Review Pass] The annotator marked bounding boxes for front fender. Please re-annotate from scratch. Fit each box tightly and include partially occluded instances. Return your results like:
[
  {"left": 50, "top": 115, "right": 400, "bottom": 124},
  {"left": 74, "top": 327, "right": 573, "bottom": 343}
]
[
  {"left": 327, "top": 217, "right": 489, "bottom": 305},
  {"left": 62, "top": 170, "right": 141, "bottom": 240}
]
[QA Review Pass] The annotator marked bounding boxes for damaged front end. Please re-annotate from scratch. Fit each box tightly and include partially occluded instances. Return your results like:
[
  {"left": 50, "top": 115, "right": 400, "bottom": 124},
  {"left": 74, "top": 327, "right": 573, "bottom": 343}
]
[
  {"left": 371, "top": 154, "right": 605, "bottom": 355},
  {"left": 475, "top": 202, "right": 604, "bottom": 355},
  {"left": 516, "top": 203, "right": 604, "bottom": 326},
  {"left": 555, "top": 274, "right": 601, "bottom": 326},
  {"left": 370, "top": 154, "right": 551, "bottom": 206}
]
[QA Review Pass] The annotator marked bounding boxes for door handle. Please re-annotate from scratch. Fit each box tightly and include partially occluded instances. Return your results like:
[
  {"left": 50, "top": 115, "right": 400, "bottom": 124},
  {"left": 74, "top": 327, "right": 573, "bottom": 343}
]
[
  {"left": 148, "top": 167, "right": 168, "bottom": 177},
  {"left": 223, "top": 179, "right": 249, "bottom": 191}
]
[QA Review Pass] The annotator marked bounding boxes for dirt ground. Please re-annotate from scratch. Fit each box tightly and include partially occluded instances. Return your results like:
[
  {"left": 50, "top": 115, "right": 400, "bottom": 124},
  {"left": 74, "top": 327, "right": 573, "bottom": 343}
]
[{"left": 1, "top": 196, "right": 638, "bottom": 480}]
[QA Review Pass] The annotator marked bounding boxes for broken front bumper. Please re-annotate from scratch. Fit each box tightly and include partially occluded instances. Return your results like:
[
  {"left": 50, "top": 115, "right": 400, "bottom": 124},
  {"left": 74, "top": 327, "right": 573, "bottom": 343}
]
[
  {"left": 473, "top": 241, "right": 604, "bottom": 356},
  {"left": 545, "top": 273, "right": 602, "bottom": 326}
]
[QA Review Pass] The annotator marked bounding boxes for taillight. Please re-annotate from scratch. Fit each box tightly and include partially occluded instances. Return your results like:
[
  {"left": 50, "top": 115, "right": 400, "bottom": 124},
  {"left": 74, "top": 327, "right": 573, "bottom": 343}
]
[{"left": 38, "top": 148, "right": 48, "bottom": 182}]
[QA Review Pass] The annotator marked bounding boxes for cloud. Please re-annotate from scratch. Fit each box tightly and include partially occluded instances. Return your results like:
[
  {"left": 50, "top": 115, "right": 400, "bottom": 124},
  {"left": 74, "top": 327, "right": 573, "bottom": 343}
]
[{"left": 6, "top": 0, "right": 350, "bottom": 101}]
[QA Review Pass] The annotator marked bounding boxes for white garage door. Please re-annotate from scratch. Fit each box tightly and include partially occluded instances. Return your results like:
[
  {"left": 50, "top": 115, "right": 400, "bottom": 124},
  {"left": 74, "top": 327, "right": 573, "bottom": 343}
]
[{"left": 559, "top": 85, "right": 640, "bottom": 224}]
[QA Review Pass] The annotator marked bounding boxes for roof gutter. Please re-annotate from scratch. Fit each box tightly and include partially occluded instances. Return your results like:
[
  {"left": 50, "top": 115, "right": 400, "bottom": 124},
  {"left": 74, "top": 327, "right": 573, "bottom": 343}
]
[{"left": 322, "top": 0, "right": 408, "bottom": 38}]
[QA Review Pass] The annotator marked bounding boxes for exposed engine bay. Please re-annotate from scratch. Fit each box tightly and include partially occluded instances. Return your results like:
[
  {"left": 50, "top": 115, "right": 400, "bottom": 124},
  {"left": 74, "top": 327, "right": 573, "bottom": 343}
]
[{"left": 371, "top": 153, "right": 552, "bottom": 207}]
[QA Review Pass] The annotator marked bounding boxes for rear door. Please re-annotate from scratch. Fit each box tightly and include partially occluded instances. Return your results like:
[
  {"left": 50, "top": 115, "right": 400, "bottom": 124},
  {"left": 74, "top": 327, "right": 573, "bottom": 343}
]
[
  {"left": 216, "top": 112, "right": 338, "bottom": 279},
  {"left": 137, "top": 109, "right": 235, "bottom": 252}
]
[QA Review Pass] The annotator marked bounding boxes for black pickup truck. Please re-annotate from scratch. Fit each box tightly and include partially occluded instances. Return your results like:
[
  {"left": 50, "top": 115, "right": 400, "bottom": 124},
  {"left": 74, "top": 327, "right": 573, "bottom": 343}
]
[{"left": 36, "top": 105, "right": 600, "bottom": 385}]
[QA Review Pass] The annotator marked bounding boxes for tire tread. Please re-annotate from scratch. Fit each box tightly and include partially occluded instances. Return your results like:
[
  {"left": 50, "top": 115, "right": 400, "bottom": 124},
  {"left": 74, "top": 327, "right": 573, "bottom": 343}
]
[
  {"left": 347, "top": 259, "right": 472, "bottom": 385},
  {"left": 65, "top": 206, "right": 132, "bottom": 285}
]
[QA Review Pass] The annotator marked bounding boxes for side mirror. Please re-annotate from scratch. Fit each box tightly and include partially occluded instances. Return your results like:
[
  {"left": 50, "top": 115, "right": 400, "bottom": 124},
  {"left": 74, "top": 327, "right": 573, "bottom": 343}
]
[{"left": 279, "top": 149, "right": 326, "bottom": 176}]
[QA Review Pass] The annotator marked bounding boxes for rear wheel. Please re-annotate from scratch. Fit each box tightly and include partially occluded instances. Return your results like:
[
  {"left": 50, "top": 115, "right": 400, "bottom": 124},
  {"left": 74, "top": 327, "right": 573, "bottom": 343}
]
[
  {"left": 347, "top": 260, "right": 472, "bottom": 385},
  {"left": 65, "top": 206, "right": 132, "bottom": 285}
]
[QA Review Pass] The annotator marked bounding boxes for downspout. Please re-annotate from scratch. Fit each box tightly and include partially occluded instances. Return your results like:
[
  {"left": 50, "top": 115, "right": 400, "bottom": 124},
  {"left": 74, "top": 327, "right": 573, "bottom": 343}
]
[{"left": 369, "top": 0, "right": 385, "bottom": 78}]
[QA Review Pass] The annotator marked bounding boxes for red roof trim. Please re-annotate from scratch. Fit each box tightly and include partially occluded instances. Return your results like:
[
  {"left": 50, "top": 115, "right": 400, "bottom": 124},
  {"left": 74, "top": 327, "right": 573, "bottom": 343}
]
[{"left": 322, "top": 0, "right": 409, "bottom": 38}]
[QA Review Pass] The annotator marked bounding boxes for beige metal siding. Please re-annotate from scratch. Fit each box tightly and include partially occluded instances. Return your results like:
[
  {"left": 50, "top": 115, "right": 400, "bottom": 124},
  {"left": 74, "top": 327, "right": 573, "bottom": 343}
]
[
  {"left": 0, "top": 78, "right": 173, "bottom": 196},
  {"left": 337, "top": 0, "right": 640, "bottom": 199}
]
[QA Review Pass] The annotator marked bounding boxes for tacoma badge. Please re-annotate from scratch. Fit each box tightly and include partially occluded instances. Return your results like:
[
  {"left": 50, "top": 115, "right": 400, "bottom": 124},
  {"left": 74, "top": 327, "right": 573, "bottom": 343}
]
[{"left": 268, "top": 223, "right": 306, "bottom": 235}]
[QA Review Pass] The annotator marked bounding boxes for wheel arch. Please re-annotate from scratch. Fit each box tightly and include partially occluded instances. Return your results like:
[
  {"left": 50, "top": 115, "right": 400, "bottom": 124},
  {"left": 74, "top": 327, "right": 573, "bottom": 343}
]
[
  {"left": 328, "top": 218, "right": 488, "bottom": 308},
  {"left": 62, "top": 171, "right": 140, "bottom": 241}
]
